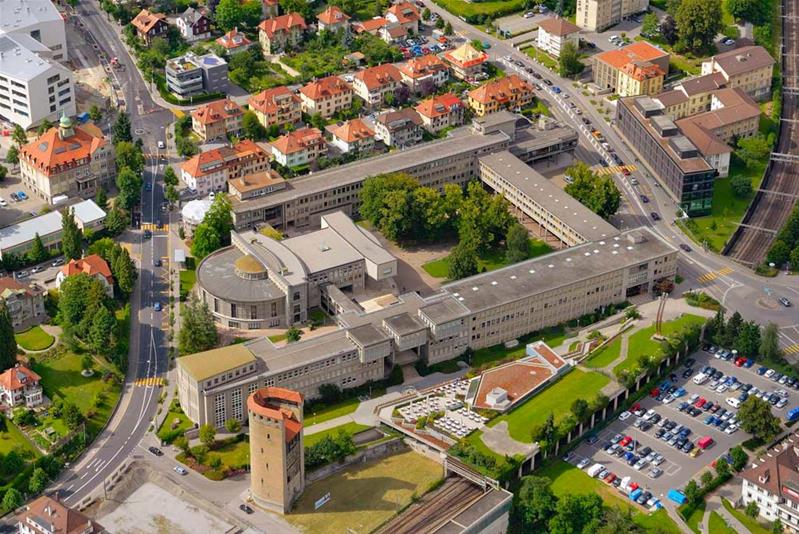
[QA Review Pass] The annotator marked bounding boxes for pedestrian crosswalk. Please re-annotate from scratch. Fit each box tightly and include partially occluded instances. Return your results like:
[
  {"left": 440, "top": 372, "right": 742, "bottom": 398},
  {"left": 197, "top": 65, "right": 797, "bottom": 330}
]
[
  {"left": 141, "top": 223, "right": 169, "bottom": 232},
  {"left": 593, "top": 164, "right": 637, "bottom": 176},
  {"left": 697, "top": 267, "right": 734, "bottom": 284},
  {"left": 785, "top": 344, "right": 799, "bottom": 355},
  {"left": 134, "top": 377, "right": 164, "bottom": 387}
]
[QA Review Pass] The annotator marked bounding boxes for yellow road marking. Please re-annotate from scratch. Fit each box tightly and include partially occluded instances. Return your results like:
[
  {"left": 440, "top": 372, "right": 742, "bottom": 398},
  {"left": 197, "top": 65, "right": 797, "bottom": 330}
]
[
  {"left": 784, "top": 344, "right": 799, "bottom": 355},
  {"left": 134, "top": 377, "right": 165, "bottom": 387}
]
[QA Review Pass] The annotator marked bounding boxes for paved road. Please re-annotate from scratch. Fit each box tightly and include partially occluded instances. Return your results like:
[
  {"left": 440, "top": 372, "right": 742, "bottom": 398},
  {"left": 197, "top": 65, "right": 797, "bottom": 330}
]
[{"left": 51, "top": 0, "right": 174, "bottom": 508}]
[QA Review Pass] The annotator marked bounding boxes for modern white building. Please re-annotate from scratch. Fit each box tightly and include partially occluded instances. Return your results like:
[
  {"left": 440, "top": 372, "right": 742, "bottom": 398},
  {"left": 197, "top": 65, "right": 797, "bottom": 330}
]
[{"left": 0, "top": 0, "right": 74, "bottom": 129}]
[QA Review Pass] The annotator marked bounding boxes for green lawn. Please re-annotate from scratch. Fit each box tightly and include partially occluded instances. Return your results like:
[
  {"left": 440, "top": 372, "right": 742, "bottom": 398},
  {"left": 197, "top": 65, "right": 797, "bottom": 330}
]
[
  {"left": 486, "top": 369, "right": 610, "bottom": 443},
  {"left": 536, "top": 461, "right": 682, "bottom": 533},
  {"left": 305, "top": 397, "right": 360, "bottom": 427},
  {"left": 683, "top": 502, "right": 706, "bottom": 534},
  {"left": 721, "top": 498, "right": 771, "bottom": 534},
  {"left": 432, "top": 0, "right": 524, "bottom": 18},
  {"left": 708, "top": 511, "right": 737, "bottom": 534},
  {"left": 584, "top": 337, "right": 622, "bottom": 368},
  {"left": 422, "top": 239, "right": 552, "bottom": 280},
  {"left": 157, "top": 400, "right": 194, "bottom": 442},
  {"left": 525, "top": 47, "right": 559, "bottom": 72},
  {"left": 0, "top": 419, "right": 39, "bottom": 458},
  {"left": 15, "top": 326, "right": 54, "bottom": 351},
  {"left": 208, "top": 438, "right": 249, "bottom": 470},
  {"left": 305, "top": 422, "right": 371, "bottom": 448},
  {"left": 471, "top": 325, "right": 567, "bottom": 368},
  {"left": 614, "top": 314, "right": 706, "bottom": 374},
  {"left": 179, "top": 258, "right": 196, "bottom": 301}
]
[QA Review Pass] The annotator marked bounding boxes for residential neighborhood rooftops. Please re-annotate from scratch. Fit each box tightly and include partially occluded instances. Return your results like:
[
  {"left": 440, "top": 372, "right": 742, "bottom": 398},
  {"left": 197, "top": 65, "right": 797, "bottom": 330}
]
[
  {"left": 376, "top": 107, "right": 422, "bottom": 128},
  {"left": 354, "top": 63, "right": 402, "bottom": 90},
  {"left": 706, "top": 45, "right": 775, "bottom": 76},
  {"left": 355, "top": 17, "right": 388, "bottom": 33},
  {"left": 537, "top": 17, "right": 581, "bottom": 37},
  {"left": 327, "top": 118, "right": 375, "bottom": 142},
  {"left": 271, "top": 127, "right": 324, "bottom": 155},
  {"left": 386, "top": 2, "right": 420, "bottom": 24},
  {"left": 595, "top": 41, "right": 668, "bottom": 70},
  {"left": 258, "top": 13, "right": 307, "bottom": 38},
  {"left": 399, "top": 54, "right": 448, "bottom": 79},
  {"left": 20, "top": 121, "right": 107, "bottom": 175},
  {"left": 61, "top": 254, "right": 113, "bottom": 283},
  {"left": 0, "top": 364, "right": 41, "bottom": 392},
  {"left": 17, "top": 495, "right": 103, "bottom": 534},
  {"left": 468, "top": 74, "right": 534, "bottom": 105},
  {"left": 415, "top": 93, "right": 464, "bottom": 119},
  {"left": 216, "top": 27, "right": 252, "bottom": 50},
  {"left": 179, "top": 343, "right": 257, "bottom": 381},
  {"left": 317, "top": 5, "right": 351, "bottom": 25},
  {"left": 300, "top": 75, "right": 351, "bottom": 100},
  {"left": 228, "top": 170, "right": 286, "bottom": 194},
  {"left": 131, "top": 9, "right": 166, "bottom": 34},
  {"left": 0, "top": 277, "right": 41, "bottom": 298},
  {"left": 191, "top": 98, "right": 243, "bottom": 125},
  {"left": 249, "top": 86, "right": 300, "bottom": 114},
  {"left": 181, "top": 140, "right": 269, "bottom": 178}
]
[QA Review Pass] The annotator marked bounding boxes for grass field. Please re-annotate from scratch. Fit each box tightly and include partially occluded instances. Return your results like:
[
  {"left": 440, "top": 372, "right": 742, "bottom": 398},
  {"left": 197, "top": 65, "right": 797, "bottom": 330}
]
[
  {"left": 613, "top": 314, "right": 705, "bottom": 374},
  {"left": 157, "top": 400, "right": 194, "bottom": 441},
  {"left": 584, "top": 337, "right": 622, "bottom": 368},
  {"left": 0, "top": 419, "right": 38, "bottom": 457},
  {"left": 268, "top": 333, "right": 287, "bottom": 343},
  {"left": 708, "top": 511, "right": 737, "bottom": 534},
  {"left": 305, "top": 422, "right": 371, "bottom": 448},
  {"left": 305, "top": 397, "right": 360, "bottom": 427},
  {"left": 286, "top": 451, "right": 442, "bottom": 533},
  {"left": 526, "top": 47, "right": 559, "bottom": 72},
  {"left": 432, "top": 0, "right": 524, "bottom": 18},
  {"left": 208, "top": 439, "right": 249, "bottom": 470},
  {"left": 684, "top": 502, "right": 706, "bottom": 533},
  {"left": 486, "top": 368, "right": 610, "bottom": 443},
  {"left": 536, "top": 460, "right": 681, "bottom": 533},
  {"left": 15, "top": 326, "right": 55, "bottom": 351},
  {"left": 721, "top": 498, "right": 770, "bottom": 534},
  {"left": 179, "top": 258, "right": 197, "bottom": 301},
  {"left": 422, "top": 239, "right": 552, "bottom": 279},
  {"left": 471, "top": 325, "right": 567, "bottom": 368}
]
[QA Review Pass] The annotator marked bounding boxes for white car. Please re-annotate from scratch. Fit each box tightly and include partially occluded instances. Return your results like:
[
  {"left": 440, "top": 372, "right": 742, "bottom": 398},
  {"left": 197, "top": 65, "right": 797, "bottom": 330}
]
[
  {"left": 577, "top": 457, "right": 591, "bottom": 469},
  {"left": 726, "top": 397, "right": 741, "bottom": 408},
  {"left": 644, "top": 409, "right": 656, "bottom": 420},
  {"left": 174, "top": 466, "right": 188, "bottom": 475},
  {"left": 693, "top": 373, "right": 708, "bottom": 385},
  {"left": 662, "top": 394, "right": 675, "bottom": 404},
  {"left": 619, "top": 411, "right": 632, "bottom": 421},
  {"left": 724, "top": 424, "right": 738, "bottom": 434},
  {"left": 157, "top": 140, "right": 166, "bottom": 149},
  {"left": 765, "top": 369, "right": 775, "bottom": 378},
  {"left": 716, "top": 384, "right": 728, "bottom": 394},
  {"left": 0, "top": 197, "right": 6, "bottom": 207}
]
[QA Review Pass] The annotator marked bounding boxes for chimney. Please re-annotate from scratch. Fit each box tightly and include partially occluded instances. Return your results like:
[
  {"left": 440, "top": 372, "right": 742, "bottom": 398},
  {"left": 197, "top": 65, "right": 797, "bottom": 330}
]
[{"left": 760, "top": 469, "right": 770, "bottom": 484}]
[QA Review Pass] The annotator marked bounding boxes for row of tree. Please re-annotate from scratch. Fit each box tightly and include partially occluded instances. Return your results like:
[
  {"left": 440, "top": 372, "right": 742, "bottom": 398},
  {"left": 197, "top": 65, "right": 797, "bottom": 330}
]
[
  {"left": 531, "top": 393, "right": 610, "bottom": 455},
  {"left": 767, "top": 203, "right": 799, "bottom": 269},
  {"left": 563, "top": 163, "right": 622, "bottom": 220},
  {"left": 706, "top": 309, "right": 781, "bottom": 362}
]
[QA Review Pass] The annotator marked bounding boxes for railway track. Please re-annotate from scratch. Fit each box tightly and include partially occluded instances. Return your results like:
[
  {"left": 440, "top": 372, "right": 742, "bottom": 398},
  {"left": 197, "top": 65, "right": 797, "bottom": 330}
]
[{"left": 725, "top": 0, "right": 799, "bottom": 265}]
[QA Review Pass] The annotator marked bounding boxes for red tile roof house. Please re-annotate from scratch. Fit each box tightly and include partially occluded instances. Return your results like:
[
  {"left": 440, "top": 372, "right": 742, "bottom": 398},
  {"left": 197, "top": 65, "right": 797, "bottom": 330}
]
[
  {"left": 374, "top": 108, "right": 423, "bottom": 148},
  {"left": 326, "top": 118, "right": 376, "bottom": 153},
  {"left": 248, "top": 86, "right": 302, "bottom": 128},
  {"left": 353, "top": 17, "right": 388, "bottom": 36},
  {"left": 56, "top": 254, "right": 114, "bottom": 298},
  {"left": 270, "top": 127, "right": 327, "bottom": 168},
  {"left": 131, "top": 9, "right": 169, "bottom": 45},
  {"left": 352, "top": 64, "right": 403, "bottom": 108},
  {"left": 180, "top": 140, "right": 271, "bottom": 195},
  {"left": 385, "top": 1, "right": 420, "bottom": 33},
  {"left": 415, "top": 93, "right": 465, "bottom": 133},
  {"left": 398, "top": 54, "right": 449, "bottom": 93},
  {"left": 190, "top": 98, "right": 244, "bottom": 141},
  {"left": 299, "top": 76, "right": 354, "bottom": 118},
  {"left": 317, "top": 5, "right": 351, "bottom": 34},
  {"left": 0, "top": 364, "right": 43, "bottom": 409},
  {"left": 17, "top": 495, "right": 106, "bottom": 534},
  {"left": 259, "top": 13, "right": 307, "bottom": 55},
  {"left": 216, "top": 27, "right": 254, "bottom": 55}
]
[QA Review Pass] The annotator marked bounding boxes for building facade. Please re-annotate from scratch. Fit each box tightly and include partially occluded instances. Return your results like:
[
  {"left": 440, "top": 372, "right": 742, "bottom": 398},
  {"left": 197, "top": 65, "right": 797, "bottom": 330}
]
[
  {"left": 701, "top": 45, "right": 775, "bottom": 100},
  {"left": 131, "top": 9, "right": 168, "bottom": 44},
  {"left": 741, "top": 443, "right": 799, "bottom": 532},
  {"left": 249, "top": 86, "right": 302, "bottom": 129},
  {"left": 259, "top": 13, "right": 306, "bottom": 55},
  {"left": 398, "top": 55, "right": 449, "bottom": 93},
  {"left": 593, "top": 42, "right": 669, "bottom": 95},
  {"left": 317, "top": 6, "right": 351, "bottom": 33},
  {"left": 17, "top": 494, "right": 105, "bottom": 534},
  {"left": 165, "top": 52, "right": 228, "bottom": 99},
  {"left": 415, "top": 93, "right": 465, "bottom": 133},
  {"left": 467, "top": 75, "right": 535, "bottom": 116},
  {"left": 443, "top": 43, "right": 489, "bottom": 81},
  {"left": 0, "top": 278, "right": 45, "bottom": 331},
  {"left": 299, "top": 76, "right": 353, "bottom": 118},
  {"left": 327, "top": 118, "right": 376, "bottom": 153},
  {"left": 270, "top": 127, "right": 326, "bottom": 168},
  {"left": 191, "top": 98, "right": 244, "bottom": 141},
  {"left": 176, "top": 7, "right": 211, "bottom": 42},
  {"left": 352, "top": 64, "right": 403, "bottom": 108},
  {"left": 0, "top": 365, "right": 42, "bottom": 408},
  {"left": 576, "top": 0, "right": 649, "bottom": 31},
  {"left": 374, "top": 108, "right": 423, "bottom": 148},
  {"left": 180, "top": 140, "right": 271, "bottom": 195},
  {"left": 56, "top": 254, "right": 114, "bottom": 298},
  {"left": 536, "top": 17, "right": 581, "bottom": 58}
]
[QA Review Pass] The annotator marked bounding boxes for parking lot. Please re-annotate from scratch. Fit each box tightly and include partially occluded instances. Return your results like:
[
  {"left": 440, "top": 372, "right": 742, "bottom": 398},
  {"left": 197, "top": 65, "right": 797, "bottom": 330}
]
[{"left": 568, "top": 346, "right": 796, "bottom": 505}]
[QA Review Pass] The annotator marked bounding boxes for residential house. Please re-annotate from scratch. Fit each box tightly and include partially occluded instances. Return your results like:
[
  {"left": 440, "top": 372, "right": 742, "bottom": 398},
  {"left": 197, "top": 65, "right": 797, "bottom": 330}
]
[
  {"left": 262, "top": 0, "right": 279, "bottom": 18},
  {"left": 576, "top": 0, "right": 649, "bottom": 32},
  {"left": 701, "top": 45, "right": 775, "bottom": 100},
  {"left": 740, "top": 440, "right": 799, "bottom": 531},
  {"left": 165, "top": 52, "right": 229, "bottom": 98},
  {"left": 327, "top": 118, "right": 376, "bottom": 153},
  {"left": 56, "top": 254, "right": 114, "bottom": 298},
  {"left": 0, "top": 365, "right": 42, "bottom": 409},
  {"left": 249, "top": 86, "right": 302, "bottom": 128},
  {"left": 536, "top": 17, "right": 581, "bottom": 58},
  {"left": 374, "top": 108, "right": 423, "bottom": 148},
  {"left": 467, "top": 74, "right": 535, "bottom": 116},
  {"left": 176, "top": 7, "right": 211, "bottom": 42},
  {"left": 593, "top": 41, "right": 669, "bottom": 95},
  {"left": 415, "top": 93, "right": 465, "bottom": 133},
  {"left": 399, "top": 54, "right": 449, "bottom": 93},
  {"left": 353, "top": 17, "right": 388, "bottom": 36},
  {"left": 180, "top": 140, "right": 271, "bottom": 195},
  {"left": 299, "top": 76, "right": 353, "bottom": 118},
  {"left": 216, "top": 27, "right": 254, "bottom": 55},
  {"left": 19, "top": 114, "right": 115, "bottom": 204},
  {"left": 191, "top": 98, "right": 244, "bottom": 141},
  {"left": 259, "top": 13, "right": 307, "bottom": 55},
  {"left": 17, "top": 495, "right": 105, "bottom": 534},
  {"left": 379, "top": 24, "right": 407, "bottom": 44},
  {"left": 131, "top": 9, "right": 168, "bottom": 45},
  {"left": 228, "top": 170, "right": 287, "bottom": 201},
  {"left": 0, "top": 278, "right": 45, "bottom": 332},
  {"left": 352, "top": 64, "right": 402, "bottom": 107},
  {"left": 386, "top": 2, "right": 420, "bottom": 33},
  {"left": 317, "top": 6, "right": 350, "bottom": 34},
  {"left": 443, "top": 43, "right": 489, "bottom": 80},
  {"left": 271, "top": 127, "right": 327, "bottom": 168},
  {"left": 652, "top": 72, "right": 728, "bottom": 120}
]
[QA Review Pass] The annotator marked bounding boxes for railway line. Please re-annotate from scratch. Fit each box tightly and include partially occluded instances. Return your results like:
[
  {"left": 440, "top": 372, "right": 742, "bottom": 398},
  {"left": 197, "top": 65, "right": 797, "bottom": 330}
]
[{"left": 725, "top": 0, "right": 799, "bottom": 265}]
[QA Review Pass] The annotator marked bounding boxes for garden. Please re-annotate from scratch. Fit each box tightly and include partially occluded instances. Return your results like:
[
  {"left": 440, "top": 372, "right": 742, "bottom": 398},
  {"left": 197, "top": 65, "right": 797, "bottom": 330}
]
[
  {"left": 422, "top": 238, "right": 552, "bottom": 279},
  {"left": 176, "top": 426, "right": 249, "bottom": 481},
  {"left": 157, "top": 399, "right": 195, "bottom": 444},
  {"left": 14, "top": 326, "right": 55, "bottom": 352}
]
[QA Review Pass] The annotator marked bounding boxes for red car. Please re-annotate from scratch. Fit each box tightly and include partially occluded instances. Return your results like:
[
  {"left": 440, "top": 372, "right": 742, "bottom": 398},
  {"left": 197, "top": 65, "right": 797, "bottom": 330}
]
[
  {"left": 631, "top": 402, "right": 641, "bottom": 412},
  {"left": 735, "top": 357, "right": 747, "bottom": 367},
  {"left": 650, "top": 387, "right": 660, "bottom": 398},
  {"left": 620, "top": 436, "right": 632, "bottom": 447},
  {"left": 622, "top": 168, "right": 631, "bottom": 176},
  {"left": 695, "top": 397, "right": 707, "bottom": 408},
  {"left": 604, "top": 472, "right": 617, "bottom": 484}
]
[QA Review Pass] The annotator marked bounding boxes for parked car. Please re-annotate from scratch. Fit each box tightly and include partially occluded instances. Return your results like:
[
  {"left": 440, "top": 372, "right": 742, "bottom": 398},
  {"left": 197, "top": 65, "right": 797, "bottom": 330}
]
[
  {"left": 174, "top": 466, "right": 188, "bottom": 475},
  {"left": 148, "top": 446, "right": 163, "bottom": 456}
]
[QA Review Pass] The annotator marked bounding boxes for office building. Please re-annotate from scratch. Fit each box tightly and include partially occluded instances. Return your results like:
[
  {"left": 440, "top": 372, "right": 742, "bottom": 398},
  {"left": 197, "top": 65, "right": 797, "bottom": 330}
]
[
  {"left": 165, "top": 52, "right": 228, "bottom": 99},
  {"left": 701, "top": 45, "right": 775, "bottom": 100},
  {"left": 576, "top": 0, "right": 649, "bottom": 32}
]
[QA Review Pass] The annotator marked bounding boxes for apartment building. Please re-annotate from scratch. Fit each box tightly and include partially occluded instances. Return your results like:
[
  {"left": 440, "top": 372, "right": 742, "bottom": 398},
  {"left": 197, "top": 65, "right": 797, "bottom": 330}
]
[
  {"left": 415, "top": 93, "right": 465, "bottom": 133},
  {"left": 576, "top": 0, "right": 649, "bottom": 32},
  {"left": 180, "top": 140, "right": 271, "bottom": 195},
  {"left": 327, "top": 118, "right": 376, "bottom": 153},
  {"left": 317, "top": 5, "right": 351, "bottom": 33},
  {"left": 443, "top": 43, "right": 489, "bottom": 80},
  {"left": 386, "top": 2, "right": 420, "bottom": 33},
  {"left": 398, "top": 54, "right": 449, "bottom": 93},
  {"left": 467, "top": 74, "right": 535, "bottom": 116},
  {"left": 19, "top": 114, "right": 114, "bottom": 203},
  {"left": 653, "top": 72, "right": 728, "bottom": 120},
  {"left": 165, "top": 52, "right": 228, "bottom": 99},
  {"left": 537, "top": 17, "right": 581, "bottom": 58},
  {"left": 228, "top": 170, "right": 287, "bottom": 201},
  {"left": 179, "top": 226, "right": 676, "bottom": 426},
  {"left": 299, "top": 75, "right": 353, "bottom": 118},
  {"left": 270, "top": 127, "right": 326, "bottom": 168},
  {"left": 259, "top": 13, "right": 306, "bottom": 55},
  {"left": 352, "top": 64, "right": 403, "bottom": 107},
  {"left": 374, "top": 108, "right": 423, "bottom": 148},
  {"left": 593, "top": 41, "right": 669, "bottom": 95},
  {"left": 248, "top": 86, "right": 301, "bottom": 129},
  {"left": 616, "top": 96, "right": 716, "bottom": 216},
  {"left": 130, "top": 9, "right": 168, "bottom": 45},
  {"left": 191, "top": 98, "right": 244, "bottom": 141},
  {"left": 741, "top": 443, "right": 799, "bottom": 532},
  {"left": 701, "top": 45, "right": 775, "bottom": 100},
  {"left": 0, "top": 278, "right": 45, "bottom": 332},
  {"left": 176, "top": 7, "right": 211, "bottom": 42},
  {"left": 216, "top": 27, "right": 254, "bottom": 55}
]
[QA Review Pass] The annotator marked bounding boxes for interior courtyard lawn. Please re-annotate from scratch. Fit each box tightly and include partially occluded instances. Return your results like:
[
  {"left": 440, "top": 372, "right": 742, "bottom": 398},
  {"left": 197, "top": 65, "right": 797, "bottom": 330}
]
[
  {"left": 286, "top": 450, "right": 442, "bottom": 533},
  {"left": 15, "top": 326, "right": 55, "bottom": 351},
  {"left": 613, "top": 314, "right": 705, "bottom": 375},
  {"left": 471, "top": 325, "right": 567, "bottom": 368},
  {"left": 584, "top": 337, "right": 622, "bottom": 368},
  {"left": 486, "top": 368, "right": 610, "bottom": 443},
  {"left": 537, "top": 460, "right": 682, "bottom": 534},
  {"left": 305, "top": 397, "right": 360, "bottom": 427},
  {"left": 305, "top": 422, "right": 371, "bottom": 448},
  {"left": 208, "top": 438, "right": 249, "bottom": 471},
  {"left": 422, "top": 239, "right": 552, "bottom": 279}
]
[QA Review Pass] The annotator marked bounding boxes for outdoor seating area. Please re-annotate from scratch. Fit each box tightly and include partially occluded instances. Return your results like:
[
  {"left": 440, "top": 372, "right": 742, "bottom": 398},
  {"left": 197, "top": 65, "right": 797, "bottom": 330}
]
[
  {"left": 433, "top": 379, "right": 470, "bottom": 398},
  {"left": 431, "top": 412, "right": 484, "bottom": 438}
]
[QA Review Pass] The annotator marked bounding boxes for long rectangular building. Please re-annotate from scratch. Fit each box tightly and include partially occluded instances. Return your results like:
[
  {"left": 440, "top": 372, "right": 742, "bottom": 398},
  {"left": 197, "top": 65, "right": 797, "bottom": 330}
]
[{"left": 178, "top": 227, "right": 677, "bottom": 428}]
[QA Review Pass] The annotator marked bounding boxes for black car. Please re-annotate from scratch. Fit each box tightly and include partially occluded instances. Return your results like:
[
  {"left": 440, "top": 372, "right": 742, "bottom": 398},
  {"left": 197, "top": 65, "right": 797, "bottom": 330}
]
[
  {"left": 650, "top": 414, "right": 662, "bottom": 424},
  {"left": 655, "top": 428, "right": 665, "bottom": 438},
  {"left": 680, "top": 244, "right": 692, "bottom": 252},
  {"left": 543, "top": 79, "right": 552, "bottom": 86},
  {"left": 713, "top": 370, "right": 723, "bottom": 380},
  {"left": 239, "top": 504, "right": 254, "bottom": 514},
  {"left": 582, "top": 118, "right": 591, "bottom": 125},
  {"left": 689, "top": 407, "right": 702, "bottom": 417},
  {"left": 587, "top": 435, "right": 599, "bottom": 444},
  {"left": 640, "top": 421, "right": 653, "bottom": 432},
  {"left": 651, "top": 212, "right": 661, "bottom": 221},
  {"left": 640, "top": 446, "right": 652, "bottom": 457},
  {"left": 154, "top": 258, "right": 161, "bottom": 267},
  {"left": 685, "top": 358, "right": 696, "bottom": 367},
  {"left": 682, "top": 442, "right": 695, "bottom": 453},
  {"left": 640, "top": 194, "right": 649, "bottom": 203},
  {"left": 148, "top": 446, "right": 163, "bottom": 456},
  {"left": 682, "top": 368, "right": 693, "bottom": 379}
]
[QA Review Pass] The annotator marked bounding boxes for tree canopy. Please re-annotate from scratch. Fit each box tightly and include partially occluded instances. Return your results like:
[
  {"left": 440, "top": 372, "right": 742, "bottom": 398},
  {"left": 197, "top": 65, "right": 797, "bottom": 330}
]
[
  {"left": 514, "top": 476, "right": 557, "bottom": 531},
  {"left": 191, "top": 194, "right": 233, "bottom": 259},
  {"left": 558, "top": 41, "right": 584, "bottom": 77},
  {"left": 675, "top": 0, "right": 724, "bottom": 53},
  {"left": 60, "top": 210, "right": 83, "bottom": 261},
  {"left": 738, "top": 396, "right": 782, "bottom": 442},
  {"left": 179, "top": 296, "right": 218, "bottom": 355},
  {"left": 0, "top": 303, "right": 17, "bottom": 371},
  {"left": 727, "top": 0, "right": 772, "bottom": 25},
  {"left": 564, "top": 162, "right": 621, "bottom": 219}
]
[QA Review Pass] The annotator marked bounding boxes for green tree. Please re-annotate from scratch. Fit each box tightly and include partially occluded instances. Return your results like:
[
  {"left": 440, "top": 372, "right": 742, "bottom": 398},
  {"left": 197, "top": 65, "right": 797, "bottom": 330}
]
[
  {"left": 179, "top": 296, "right": 218, "bottom": 355},
  {"left": 0, "top": 302, "right": 17, "bottom": 371},
  {"left": 448, "top": 242, "right": 479, "bottom": 280},
  {"left": 104, "top": 207, "right": 127, "bottom": 236},
  {"left": 791, "top": 246, "right": 799, "bottom": 271},
  {"left": 435, "top": 17, "right": 445, "bottom": 29},
  {"left": 558, "top": 41, "right": 584, "bottom": 77},
  {"left": 360, "top": 172, "right": 419, "bottom": 226},
  {"left": 642, "top": 12, "right": 659, "bottom": 36},
  {"left": 2, "top": 488, "right": 21, "bottom": 512},
  {"left": 112, "top": 112, "right": 132, "bottom": 144},
  {"left": 715, "top": 457, "right": 731, "bottom": 478},
  {"left": 89, "top": 306, "right": 116, "bottom": 356},
  {"left": 444, "top": 21, "right": 453, "bottom": 35},
  {"left": 684, "top": 479, "right": 700, "bottom": 503},
  {"left": 199, "top": 423, "right": 216, "bottom": 446},
  {"left": 660, "top": 14, "right": 679, "bottom": 44},
  {"left": 727, "top": 0, "right": 771, "bottom": 24},
  {"left": 761, "top": 322, "right": 782, "bottom": 361},
  {"left": 94, "top": 188, "right": 108, "bottom": 211},
  {"left": 115, "top": 141, "right": 145, "bottom": 174},
  {"left": 532, "top": 413, "right": 558, "bottom": 455},
  {"left": 514, "top": 476, "right": 557, "bottom": 531},
  {"left": 11, "top": 124, "right": 26, "bottom": 147},
  {"left": 62, "top": 402, "right": 84, "bottom": 431},
  {"left": 279, "top": 0, "right": 313, "bottom": 18},
  {"left": 5, "top": 145, "right": 18, "bottom": 165},
  {"left": 745, "top": 501, "right": 760, "bottom": 518},
  {"left": 700, "top": 469, "right": 714, "bottom": 488},
  {"left": 564, "top": 162, "right": 621, "bottom": 219},
  {"left": 28, "top": 467, "right": 48, "bottom": 494},
  {"left": 27, "top": 233, "right": 48, "bottom": 264},
  {"left": 89, "top": 105, "right": 102, "bottom": 122},
  {"left": 225, "top": 418, "right": 241, "bottom": 433},
  {"left": 548, "top": 493, "right": 603, "bottom": 534},
  {"left": 768, "top": 240, "right": 791, "bottom": 266},
  {"left": 242, "top": 110, "right": 267, "bottom": 140},
  {"left": 570, "top": 398, "right": 590, "bottom": 424},
  {"left": 81, "top": 353, "right": 93, "bottom": 372},
  {"left": 773, "top": 518, "right": 783, "bottom": 534},
  {"left": 722, "top": 310, "right": 743, "bottom": 348},
  {"left": 735, "top": 320, "right": 761, "bottom": 357},
  {"left": 163, "top": 165, "right": 179, "bottom": 187},
  {"left": 286, "top": 326, "right": 303, "bottom": 342},
  {"left": 738, "top": 396, "right": 782, "bottom": 442},
  {"left": 422, "top": 7, "right": 431, "bottom": 19},
  {"left": 737, "top": 134, "right": 772, "bottom": 168},
  {"left": 115, "top": 166, "right": 143, "bottom": 210},
  {"left": 165, "top": 184, "right": 179, "bottom": 204},
  {"left": 111, "top": 245, "right": 137, "bottom": 297},
  {"left": 0, "top": 164, "right": 6, "bottom": 182},
  {"left": 731, "top": 446, "right": 749, "bottom": 471},
  {"left": 61, "top": 210, "right": 82, "bottom": 260},
  {"left": 505, "top": 223, "right": 530, "bottom": 264},
  {"left": 730, "top": 174, "right": 752, "bottom": 198},
  {"left": 675, "top": 0, "right": 724, "bottom": 53},
  {"left": 191, "top": 194, "right": 233, "bottom": 259}
]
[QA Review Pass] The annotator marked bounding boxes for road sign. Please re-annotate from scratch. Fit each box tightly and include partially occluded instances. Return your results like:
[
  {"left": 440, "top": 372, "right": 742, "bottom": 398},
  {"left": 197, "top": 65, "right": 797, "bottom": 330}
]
[{"left": 315, "top": 492, "right": 331, "bottom": 510}]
